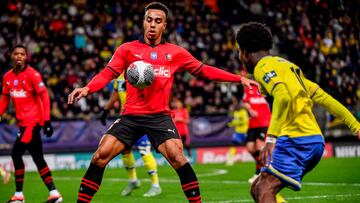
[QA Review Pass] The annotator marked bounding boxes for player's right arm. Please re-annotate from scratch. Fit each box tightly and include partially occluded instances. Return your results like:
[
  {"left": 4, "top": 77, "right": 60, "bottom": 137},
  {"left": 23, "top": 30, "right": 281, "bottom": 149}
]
[
  {"left": 304, "top": 79, "right": 360, "bottom": 138},
  {"left": 0, "top": 78, "right": 11, "bottom": 117},
  {"left": 254, "top": 64, "right": 292, "bottom": 166},
  {"left": 0, "top": 95, "right": 10, "bottom": 118}
]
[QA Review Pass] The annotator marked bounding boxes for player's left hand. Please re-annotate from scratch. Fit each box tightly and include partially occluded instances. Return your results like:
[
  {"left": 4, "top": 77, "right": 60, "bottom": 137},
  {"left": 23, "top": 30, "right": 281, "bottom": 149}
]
[
  {"left": 240, "top": 77, "right": 260, "bottom": 90},
  {"left": 260, "top": 142, "right": 275, "bottom": 167},
  {"left": 357, "top": 130, "right": 360, "bottom": 140},
  {"left": 43, "top": 121, "right": 54, "bottom": 137}
]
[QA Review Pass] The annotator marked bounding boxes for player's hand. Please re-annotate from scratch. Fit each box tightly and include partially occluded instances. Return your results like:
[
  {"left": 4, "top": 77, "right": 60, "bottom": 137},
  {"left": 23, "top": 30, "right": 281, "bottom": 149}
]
[
  {"left": 260, "top": 142, "right": 275, "bottom": 167},
  {"left": 357, "top": 130, "right": 360, "bottom": 140},
  {"left": 249, "top": 109, "right": 258, "bottom": 118},
  {"left": 43, "top": 121, "right": 54, "bottom": 137},
  {"left": 240, "top": 77, "right": 260, "bottom": 91},
  {"left": 68, "top": 87, "right": 90, "bottom": 104},
  {"left": 100, "top": 109, "right": 109, "bottom": 126}
]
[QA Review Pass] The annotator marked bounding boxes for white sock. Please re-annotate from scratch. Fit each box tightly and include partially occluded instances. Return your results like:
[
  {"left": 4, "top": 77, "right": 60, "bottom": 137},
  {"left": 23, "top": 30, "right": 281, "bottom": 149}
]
[
  {"left": 14, "top": 191, "right": 23, "bottom": 197},
  {"left": 50, "top": 189, "right": 60, "bottom": 196},
  {"left": 152, "top": 184, "right": 160, "bottom": 188}
]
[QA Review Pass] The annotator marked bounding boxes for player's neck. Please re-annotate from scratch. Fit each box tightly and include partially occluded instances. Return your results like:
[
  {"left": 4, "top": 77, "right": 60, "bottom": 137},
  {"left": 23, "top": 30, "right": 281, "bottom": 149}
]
[
  {"left": 252, "top": 51, "right": 270, "bottom": 65},
  {"left": 144, "top": 36, "right": 162, "bottom": 46},
  {"left": 13, "top": 64, "right": 26, "bottom": 74}
]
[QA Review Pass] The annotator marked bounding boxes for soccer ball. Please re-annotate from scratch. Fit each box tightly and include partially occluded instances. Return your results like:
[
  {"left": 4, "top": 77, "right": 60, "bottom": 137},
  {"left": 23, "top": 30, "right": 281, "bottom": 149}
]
[{"left": 126, "top": 61, "right": 155, "bottom": 89}]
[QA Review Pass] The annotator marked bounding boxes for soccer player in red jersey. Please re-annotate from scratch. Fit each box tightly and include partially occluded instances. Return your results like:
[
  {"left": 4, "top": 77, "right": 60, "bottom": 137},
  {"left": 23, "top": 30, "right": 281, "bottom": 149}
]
[
  {"left": 0, "top": 45, "right": 62, "bottom": 203},
  {"left": 68, "top": 2, "right": 259, "bottom": 203},
  {"left": 242, "top": 85, "right": 271, "bottom": 183},
  {"left": 173, "top": 99, "right": 191, "bottom": 158}
]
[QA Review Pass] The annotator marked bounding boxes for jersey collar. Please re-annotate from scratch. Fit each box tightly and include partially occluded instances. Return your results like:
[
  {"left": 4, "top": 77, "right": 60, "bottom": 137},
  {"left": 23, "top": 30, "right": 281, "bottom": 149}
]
[{"left": 139, "top": 36, "right": 166, "bottom": 47}]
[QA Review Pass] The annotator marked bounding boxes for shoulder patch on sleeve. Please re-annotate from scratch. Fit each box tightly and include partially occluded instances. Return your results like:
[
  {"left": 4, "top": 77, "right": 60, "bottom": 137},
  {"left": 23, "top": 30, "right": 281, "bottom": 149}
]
[{"left": 262, "top": 70, "right": 277, "bottom": 83}]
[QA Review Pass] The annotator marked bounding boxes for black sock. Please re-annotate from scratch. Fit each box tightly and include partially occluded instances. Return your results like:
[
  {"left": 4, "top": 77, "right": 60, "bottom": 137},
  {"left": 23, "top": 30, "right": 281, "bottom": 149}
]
[
  {"left": 176, "top": 163, "right": 201, "bottom": 203},
  {"left": 39, "top": 166, "right": 56, "bottom": 191},
  {"left": 14, "top": 168, "right": 25, "bottom": 192},
  {"left": 77, "top": 163, "right": 105, "bottom": 203},
  {"left": 252, "top": 151, "right": 261, "bottom": 174}
]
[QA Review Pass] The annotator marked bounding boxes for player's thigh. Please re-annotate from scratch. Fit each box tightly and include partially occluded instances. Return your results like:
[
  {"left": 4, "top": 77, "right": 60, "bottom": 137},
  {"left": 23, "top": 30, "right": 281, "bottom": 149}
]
[
  {"left": 143, "top": 114, "right": 181, "bottom": 151},
  {"left": 12, "top": 127, "right": 30, "bottom": 157},
  {"left": 105, "top": 117, "right": 145, "bottom": 150},
  {"left": 28, "top": 125, "right": 45, "bottom": 157},
  {"left": 157, "top": 138, "right": 187, "bottom": 168},
  {"left": 254, "top": 172, "right": 283, "bottom": 194},
  {"left": 93, "top": 134, "right": 126, "bottom": 165}
]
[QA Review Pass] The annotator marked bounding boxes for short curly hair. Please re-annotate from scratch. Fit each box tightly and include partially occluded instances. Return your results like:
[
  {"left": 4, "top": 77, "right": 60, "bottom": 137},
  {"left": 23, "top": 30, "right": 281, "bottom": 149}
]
[
  {"left": 236, "top": 22, "right": 273, "bottom": 53},
  {"left": 145, "top": 2, "right": 169, "bottom": 19}
]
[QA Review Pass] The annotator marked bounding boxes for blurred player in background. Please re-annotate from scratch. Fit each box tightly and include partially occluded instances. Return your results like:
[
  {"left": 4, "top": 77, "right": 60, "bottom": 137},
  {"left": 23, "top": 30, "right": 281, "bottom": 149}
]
[
  {"left": 236, "top": 22, "right": 360, "bottom": 203},
  {"left": 0, "top": 45, "right": 62, "bottom": 203},
  {"left": 0, "top": 166, "right": 11, "bottom": 184},
  {"left": 172, "top": 99, "right": 191, "bottom": 158},
  {"left": 68, "top": 2, "right": 258, "bottom": 203},
  {"left": 100, "top": 74, "right": 161, "bottom": 197},
  {"left": 226, "top": 102, "right": 248, "bottom": 165},
  {"left": 242, "top": 85, "right": 270, "bottom": 182}
]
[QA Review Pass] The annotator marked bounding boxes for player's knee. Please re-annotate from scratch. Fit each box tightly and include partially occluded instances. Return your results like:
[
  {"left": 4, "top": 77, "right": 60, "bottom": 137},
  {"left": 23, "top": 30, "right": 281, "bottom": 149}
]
[
  {"left": 167, "top": 152, "right": 187, "bottom": 167},
  {"left": 92, "top": 150, "right": 111, "bottom": 167}
]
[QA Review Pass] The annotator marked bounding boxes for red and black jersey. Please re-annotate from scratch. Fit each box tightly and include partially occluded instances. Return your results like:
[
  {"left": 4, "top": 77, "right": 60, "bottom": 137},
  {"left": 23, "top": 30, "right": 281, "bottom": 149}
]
[
  {"left": 173, "top": 108, "right": 190, "bottom": 137},
  {"left": 0, "top": 66, "right": 50, "bottom": 127},
  {"left": 243, "top": 86, "right": 271, "bottom": 128},
  {"left": 87, "top": 37, "right": 243, "bottom": 115}
]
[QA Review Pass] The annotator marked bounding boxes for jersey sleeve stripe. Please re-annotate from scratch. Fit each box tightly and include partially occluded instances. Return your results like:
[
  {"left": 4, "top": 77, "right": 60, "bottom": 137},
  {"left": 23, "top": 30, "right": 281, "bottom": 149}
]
[
  {"left": 192, "top": 64, "right": 204, "bottom": 75},
  {"left": 270, "top": 82, "right": 283, "bottom": 95},
  {"left": 105, "top": 66, "right": 120, "bottom": 77},
  {"left": 310, "top": 86, "right": 320, "bottom": 98}
]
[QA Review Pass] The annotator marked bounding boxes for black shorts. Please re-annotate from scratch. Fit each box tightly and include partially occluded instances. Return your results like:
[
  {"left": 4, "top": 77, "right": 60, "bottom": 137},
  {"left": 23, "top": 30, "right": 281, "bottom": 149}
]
[
  {"left": 105, "top": 114, "right": 181, "bottom": 151},
  {"left": 247, "top": 127, "right": 267, "bottom": 142}
]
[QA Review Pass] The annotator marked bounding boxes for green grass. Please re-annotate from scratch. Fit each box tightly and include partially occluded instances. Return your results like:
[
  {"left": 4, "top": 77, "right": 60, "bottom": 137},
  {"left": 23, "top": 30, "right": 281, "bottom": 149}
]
[{"left": 1, "top": 157, "right": 360, "bottom": 203}]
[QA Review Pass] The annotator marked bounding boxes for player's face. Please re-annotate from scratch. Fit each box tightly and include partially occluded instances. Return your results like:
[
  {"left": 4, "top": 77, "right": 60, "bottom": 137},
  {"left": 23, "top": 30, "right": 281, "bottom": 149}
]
[
  {"left": 239, "top": 48, "right": 255, "bottom": 73},
  {"left": 143, "top": 9, "right": 167, "bottom": 44},
  {"left": 11, "top": 47, "right": 27, "bottom": 68}
]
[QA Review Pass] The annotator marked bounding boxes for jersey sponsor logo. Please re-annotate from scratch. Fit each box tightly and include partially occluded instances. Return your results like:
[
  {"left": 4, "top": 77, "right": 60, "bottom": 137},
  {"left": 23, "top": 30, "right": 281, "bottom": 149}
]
[
  {"left": 150, "top": 51, "right": 157, "bottom": 60},
  {"left": 10, "top": 89, "right": 27, "bottom": 98},
  {"left": 153, "top": 65, "right": 171, "bottom": 78},
  {"left": 14, "top": 80, "right": 18, "bottom": 86},
  {"left": 262, "top": 70, "right": 277, "bottom": 83},
  {"left": 249, "top": 97, "right": 267, "bottom": 104}
]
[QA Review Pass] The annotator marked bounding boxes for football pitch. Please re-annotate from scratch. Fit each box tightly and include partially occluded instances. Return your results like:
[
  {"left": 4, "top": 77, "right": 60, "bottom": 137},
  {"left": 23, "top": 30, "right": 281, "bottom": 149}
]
[{"left": 1, "top": 157, "right": 360, "bottom": 203}]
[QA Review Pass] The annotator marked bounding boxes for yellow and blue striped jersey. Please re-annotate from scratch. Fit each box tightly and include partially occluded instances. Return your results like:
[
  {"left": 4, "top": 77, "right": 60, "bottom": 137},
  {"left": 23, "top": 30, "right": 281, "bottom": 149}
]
[
  {"left": 254, "top": 56, "right": 322, "bottom": 138},
  {"left": 228, "top": 108, "right": 249, "bottom": 134},
  {"left": 113, "top": 74, "right": 127, "bottom": 109}
]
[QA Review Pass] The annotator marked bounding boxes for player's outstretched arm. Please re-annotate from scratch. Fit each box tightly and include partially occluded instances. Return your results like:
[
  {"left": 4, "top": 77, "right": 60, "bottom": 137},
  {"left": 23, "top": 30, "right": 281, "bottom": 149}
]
[
  {"left": 195, "top": 65, "right": 260, "bottom": 90},
  {"left": 305, "top": 79, "right": 360, "bottom": 137},
  {"left": 68, "top": 67, "right": 117, "bottom": 104}
]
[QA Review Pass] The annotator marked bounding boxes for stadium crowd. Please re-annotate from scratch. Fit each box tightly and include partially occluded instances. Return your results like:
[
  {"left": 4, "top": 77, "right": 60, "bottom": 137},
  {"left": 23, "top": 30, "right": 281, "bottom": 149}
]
[{"left": 0, "top": 0, "right": 359, "bottom": 120}]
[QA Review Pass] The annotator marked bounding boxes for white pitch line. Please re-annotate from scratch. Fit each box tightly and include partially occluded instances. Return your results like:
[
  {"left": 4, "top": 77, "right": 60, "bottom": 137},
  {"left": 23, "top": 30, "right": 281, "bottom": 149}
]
[
  {"left": 204, "top": 193, "right": 360, "bottom": 203},
  {"left": 24, "top": 169, "right": 360, "bottom": 187}
]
